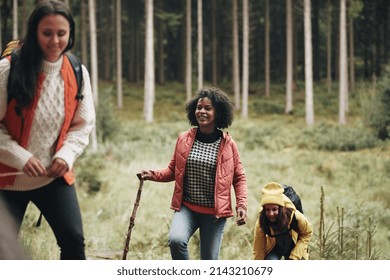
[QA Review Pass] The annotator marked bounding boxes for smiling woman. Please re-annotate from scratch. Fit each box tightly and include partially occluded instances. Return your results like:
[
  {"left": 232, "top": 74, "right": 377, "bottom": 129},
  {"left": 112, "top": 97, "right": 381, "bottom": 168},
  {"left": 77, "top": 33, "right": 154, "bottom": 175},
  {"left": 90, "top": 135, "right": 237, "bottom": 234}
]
[
  {"left": 0, "top": 0, "right": 95, "bottom": 260},
  {"left": 253, "top": 182, "right": 313, "bottom": 260},
  {"left": 195, "top": 97, "right": 216, "bottom": 134},
  {"left": 37, "top": 14, "right": 70, "bottom": 62},
  {"left": 139, "top": 87, "right": 247, "bottom": 260}
]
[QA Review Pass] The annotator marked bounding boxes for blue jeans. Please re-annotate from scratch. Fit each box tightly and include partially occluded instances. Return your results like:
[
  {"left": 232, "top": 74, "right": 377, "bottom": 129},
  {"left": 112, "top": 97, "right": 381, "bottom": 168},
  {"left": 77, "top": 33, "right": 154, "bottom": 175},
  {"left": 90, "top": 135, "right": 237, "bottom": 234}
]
[
  {"left": 168, "top": 204, "right": 226, "bottom": 260},
  {"left": 265, "top": 249, "right": 283, "bottom": 260},
  {"left": 265, "top": 244, "right": 289, "bottom": 260}
]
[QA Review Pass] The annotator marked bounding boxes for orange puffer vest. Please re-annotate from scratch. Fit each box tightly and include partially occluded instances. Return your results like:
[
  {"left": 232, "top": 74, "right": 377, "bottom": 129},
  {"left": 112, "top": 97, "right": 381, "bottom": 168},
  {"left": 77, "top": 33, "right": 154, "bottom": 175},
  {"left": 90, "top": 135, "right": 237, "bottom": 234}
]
[{"left": 0, "top": 55, "right": 79, "bottom": 188}]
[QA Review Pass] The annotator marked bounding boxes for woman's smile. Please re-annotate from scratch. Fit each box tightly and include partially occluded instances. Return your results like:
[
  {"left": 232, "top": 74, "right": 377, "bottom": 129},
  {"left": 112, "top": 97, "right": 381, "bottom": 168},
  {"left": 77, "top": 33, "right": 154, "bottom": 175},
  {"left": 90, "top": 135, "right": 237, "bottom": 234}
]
[{"left": 195, "top": 97, "right": 216, "bottom": 134}]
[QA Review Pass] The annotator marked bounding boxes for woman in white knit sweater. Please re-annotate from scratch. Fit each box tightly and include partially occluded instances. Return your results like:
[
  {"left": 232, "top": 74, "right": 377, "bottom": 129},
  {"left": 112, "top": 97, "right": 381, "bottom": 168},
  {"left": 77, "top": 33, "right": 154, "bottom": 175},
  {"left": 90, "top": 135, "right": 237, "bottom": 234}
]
[{"left": 0, "top": 0, "right": 95, "bottom": 259}]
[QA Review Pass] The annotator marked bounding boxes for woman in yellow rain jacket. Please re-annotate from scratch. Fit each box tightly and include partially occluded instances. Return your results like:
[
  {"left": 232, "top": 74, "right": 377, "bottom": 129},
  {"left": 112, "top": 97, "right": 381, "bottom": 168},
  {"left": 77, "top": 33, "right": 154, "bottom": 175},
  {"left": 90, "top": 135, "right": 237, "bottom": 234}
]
[{"left": 253, "top": 182, "right": 313, "bottom": 260}]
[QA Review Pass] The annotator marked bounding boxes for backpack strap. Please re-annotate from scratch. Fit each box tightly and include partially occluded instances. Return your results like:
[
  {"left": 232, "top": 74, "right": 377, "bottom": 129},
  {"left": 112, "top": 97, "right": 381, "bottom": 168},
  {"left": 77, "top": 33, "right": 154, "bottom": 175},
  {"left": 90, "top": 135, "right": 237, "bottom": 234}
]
[
  {"left": 65, "top": 53, "right": 83, "bottom": 100},
  {"left": 290, "top": 214, "right": 299, "bottom": 232},
  {"left": 6, "top": 52, "right": 84, "bottom": 104}
]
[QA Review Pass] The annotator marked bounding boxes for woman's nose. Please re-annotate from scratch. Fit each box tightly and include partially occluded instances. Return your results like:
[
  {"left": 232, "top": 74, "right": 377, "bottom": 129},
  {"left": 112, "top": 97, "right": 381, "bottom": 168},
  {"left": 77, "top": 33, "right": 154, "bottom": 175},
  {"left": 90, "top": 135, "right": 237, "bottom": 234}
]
[{"left": 51, "top": 35, "right": 59, "bottom": 43}]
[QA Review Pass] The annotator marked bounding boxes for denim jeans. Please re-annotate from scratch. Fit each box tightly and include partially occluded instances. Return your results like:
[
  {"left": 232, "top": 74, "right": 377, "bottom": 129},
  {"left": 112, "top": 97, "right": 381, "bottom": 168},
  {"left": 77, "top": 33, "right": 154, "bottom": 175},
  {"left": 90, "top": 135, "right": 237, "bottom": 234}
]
[
  {"left": 168, "top": 204, "right": 226, "bottom": 260},
  {"left": 265, "top": 244, "right": 289, "bottom": 260},
  {"left": 265, "top": 248, "right": 283, "bottom": 260},
  {"left": 0, "top": 178, "right": 86, "bottom": 260}
]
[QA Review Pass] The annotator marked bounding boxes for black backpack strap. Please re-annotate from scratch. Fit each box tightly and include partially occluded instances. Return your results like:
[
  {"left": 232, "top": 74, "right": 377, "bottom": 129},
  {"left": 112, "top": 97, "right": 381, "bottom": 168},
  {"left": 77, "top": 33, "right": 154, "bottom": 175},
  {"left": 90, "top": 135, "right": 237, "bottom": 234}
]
[
  {"left": 290, "top": 214, "right": 299, "bottom": 232},
  {"left": 66, "top": 53, "right": 83, "bottom": 100}
]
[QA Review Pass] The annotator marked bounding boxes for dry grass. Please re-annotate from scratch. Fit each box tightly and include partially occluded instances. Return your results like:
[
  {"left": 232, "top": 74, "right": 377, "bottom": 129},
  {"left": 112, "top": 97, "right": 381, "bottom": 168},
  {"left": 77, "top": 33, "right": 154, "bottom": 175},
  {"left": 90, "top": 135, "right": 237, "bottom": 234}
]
[{"left": 19, "top": 82, "right": 390, "bottom": 260}]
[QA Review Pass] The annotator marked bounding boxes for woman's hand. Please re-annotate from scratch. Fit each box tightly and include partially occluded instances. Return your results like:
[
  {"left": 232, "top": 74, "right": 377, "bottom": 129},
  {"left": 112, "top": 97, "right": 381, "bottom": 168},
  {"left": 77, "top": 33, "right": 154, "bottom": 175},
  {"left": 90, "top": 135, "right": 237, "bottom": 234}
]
[
  {"left": 46, "top": 158, "right": 69, "bottom": 178},
  {"left": 236, "top": 207, "right": 247, "bottom": 226},
  {"left": 139, "top": 170, "right": 152, "bottom": 180},
  {"left": 23, "top": 156, "right": 46, "bottom": 177}
]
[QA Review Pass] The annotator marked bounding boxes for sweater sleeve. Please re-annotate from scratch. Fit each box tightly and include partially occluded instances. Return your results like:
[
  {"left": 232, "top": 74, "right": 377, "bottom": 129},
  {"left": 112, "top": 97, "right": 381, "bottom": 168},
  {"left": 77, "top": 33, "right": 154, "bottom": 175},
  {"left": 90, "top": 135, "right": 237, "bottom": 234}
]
[
  {"left": 0, "top": 58, "right": 34, "bottom": 170},
  {"left": 53, "top": 65, "right": 96, "bottom": 169}
]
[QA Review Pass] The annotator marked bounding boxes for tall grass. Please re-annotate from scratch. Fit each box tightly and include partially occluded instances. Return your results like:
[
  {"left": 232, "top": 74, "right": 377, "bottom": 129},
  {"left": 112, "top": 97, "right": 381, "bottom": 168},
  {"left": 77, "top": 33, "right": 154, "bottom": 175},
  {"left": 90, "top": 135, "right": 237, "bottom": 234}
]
[{"left": 19, "top": 82, "right": 390, "bottom": 260}]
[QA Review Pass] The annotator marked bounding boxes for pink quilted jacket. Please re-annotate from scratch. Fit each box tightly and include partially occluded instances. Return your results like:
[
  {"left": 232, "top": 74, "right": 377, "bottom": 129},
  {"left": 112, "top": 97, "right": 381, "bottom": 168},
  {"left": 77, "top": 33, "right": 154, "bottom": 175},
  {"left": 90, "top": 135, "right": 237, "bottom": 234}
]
[{"left": 150, "top": 127, "right": 247, "bottom": 218}]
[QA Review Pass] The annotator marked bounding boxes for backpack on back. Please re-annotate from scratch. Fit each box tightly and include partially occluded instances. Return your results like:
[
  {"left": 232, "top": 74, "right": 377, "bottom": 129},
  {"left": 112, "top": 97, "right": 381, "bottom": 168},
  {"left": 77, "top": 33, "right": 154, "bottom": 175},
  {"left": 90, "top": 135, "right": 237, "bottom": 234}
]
[
  {"left": 1, "top": 40, "right": 83, "bottom": 103},
  {"left": 282, "top": 184, "right": 304, "bottom": 214}
]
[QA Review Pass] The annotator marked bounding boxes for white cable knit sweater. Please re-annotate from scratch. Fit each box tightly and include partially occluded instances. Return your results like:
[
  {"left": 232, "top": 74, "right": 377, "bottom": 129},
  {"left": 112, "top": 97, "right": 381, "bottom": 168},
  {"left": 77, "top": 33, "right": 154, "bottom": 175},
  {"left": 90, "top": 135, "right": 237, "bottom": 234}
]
[{"left": 0, "top": 55, "right": 95, "bottom": 191}]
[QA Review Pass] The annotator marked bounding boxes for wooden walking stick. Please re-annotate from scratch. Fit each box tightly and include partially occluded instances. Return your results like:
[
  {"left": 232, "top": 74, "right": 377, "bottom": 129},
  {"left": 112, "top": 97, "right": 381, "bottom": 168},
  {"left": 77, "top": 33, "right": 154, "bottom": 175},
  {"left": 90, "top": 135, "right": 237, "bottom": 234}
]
[{"left": 122, "top": 173, "right": 144, "bottom": 260}]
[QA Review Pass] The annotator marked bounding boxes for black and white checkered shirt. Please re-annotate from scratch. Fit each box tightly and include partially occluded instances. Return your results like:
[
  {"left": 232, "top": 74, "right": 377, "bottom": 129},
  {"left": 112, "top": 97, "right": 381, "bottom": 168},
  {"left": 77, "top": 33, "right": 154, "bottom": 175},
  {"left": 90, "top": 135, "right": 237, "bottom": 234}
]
[{"left": 183, "top": 130, "right": 222, "bottom": 208}]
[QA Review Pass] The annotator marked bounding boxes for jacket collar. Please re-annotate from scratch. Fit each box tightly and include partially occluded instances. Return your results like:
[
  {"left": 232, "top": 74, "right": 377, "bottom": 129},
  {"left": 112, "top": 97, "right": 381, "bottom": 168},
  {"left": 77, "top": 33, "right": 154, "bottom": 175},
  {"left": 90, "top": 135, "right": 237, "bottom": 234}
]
[{"left": 190, "top": 127, "right": 229, "bottom": 140}]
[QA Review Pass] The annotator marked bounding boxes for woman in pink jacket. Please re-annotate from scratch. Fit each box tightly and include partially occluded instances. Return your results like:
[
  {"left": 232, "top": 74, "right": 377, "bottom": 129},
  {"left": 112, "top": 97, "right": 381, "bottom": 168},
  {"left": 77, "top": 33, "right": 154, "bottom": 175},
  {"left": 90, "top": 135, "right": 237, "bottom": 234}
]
[{"left": 140, "top": 87, "right": 247, "bottom": 260}]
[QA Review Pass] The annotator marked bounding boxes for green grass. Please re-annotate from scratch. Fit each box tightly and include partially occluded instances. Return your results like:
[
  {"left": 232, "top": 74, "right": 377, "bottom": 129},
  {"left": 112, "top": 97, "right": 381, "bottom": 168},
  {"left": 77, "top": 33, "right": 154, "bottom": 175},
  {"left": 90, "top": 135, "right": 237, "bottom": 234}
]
[{"left": 20, "top": 82, "right": 390, "bottom": 260}]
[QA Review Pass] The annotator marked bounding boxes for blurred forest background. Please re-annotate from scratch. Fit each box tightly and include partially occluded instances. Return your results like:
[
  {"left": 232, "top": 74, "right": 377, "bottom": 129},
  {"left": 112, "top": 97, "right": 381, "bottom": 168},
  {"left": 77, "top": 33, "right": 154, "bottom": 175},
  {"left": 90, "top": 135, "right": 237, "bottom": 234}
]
[{"left": 1, "top": 0, "right": 390, "bottom": 260}]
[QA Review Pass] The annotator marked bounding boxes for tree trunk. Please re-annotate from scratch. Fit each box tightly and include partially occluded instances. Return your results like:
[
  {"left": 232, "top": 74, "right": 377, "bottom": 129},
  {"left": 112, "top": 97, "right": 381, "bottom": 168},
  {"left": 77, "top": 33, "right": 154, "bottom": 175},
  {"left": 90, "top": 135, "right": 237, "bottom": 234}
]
[
  {"left": 116, "top": 0, "right": 123, "bottom": 108},
  {"left": 144, "top": 0, "right": 155, "bottom": 123},
  {"left": 232, "top": 0, "right": 240, "bottom": 109},
  {"left": 21, "top": 1, "right": 27, "bottom": 39},
  {"left": 348, "top": 15, "right": 355, "bottom": 93},
  {"left": 241, "top": 0, "right": 249, "bottom": 118},
  {"left": 313, "top": 0, "right": 320, "bottom": 81},
  {"left": 197, "top": 0, "right": 203, "bottom": 90},
  {"left": 339, "top": 0, "right": 348, "bottom": 125},
  {"left": 103, "top": 2, "right": 113, "bottom": 81},
  {"left": 0, "top": 3, "right": 2, "bottom": 53},
  {"left": 265, "top": 0, "right": 270, "bottom": 98},
  {"left": 12, "top": 0, "right": 17, "bottom": 39},
  {"left": 212, "top": 0, "right": 217, "bottom": 85},
  {"left": 81, "top": 0, "right": 88, "bottom": 66},
  {"left": 326, "top": 0, "right": 332, "bottom": 93},
  {"left": 157, "top": 0, "right": 165, "bottom": 85},
  {"left": 286, "top": 0, "right": 293, "bottom": 113},
  {"left": 89, "top": 0, "right": 99, "bottom": 150},
  {"left": 185, "top": 0, "right": 192, "bottom": 102},
  {"left": 304, "top": 0, "right": 314, "bottom": 125},
  {"left": 293, "top": 0, "right": 299, "bottom": 83}
]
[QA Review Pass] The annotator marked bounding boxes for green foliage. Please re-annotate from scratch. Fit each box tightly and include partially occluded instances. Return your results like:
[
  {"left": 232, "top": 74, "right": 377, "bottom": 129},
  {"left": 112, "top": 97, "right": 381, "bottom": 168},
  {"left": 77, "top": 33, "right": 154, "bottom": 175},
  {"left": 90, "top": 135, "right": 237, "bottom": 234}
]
[
  {"left": 232, "top": 118, "right": 379, "bottom": 152},
  {"left": 155, "top": 10, "right": 182, "bottom": 30},
  {"left": 95, "top": 86, "right": 121, "bottom": 142},
  {"left": 367, "top": 89, "right": 390, "bottom": 139},
  {"left": 348, "top": 0, "right": 364, "bottom": 18},
  {"left": 251, "top": 99, "right": 285, "bottom": 115},
  {"left": 315, "top": 207, "right": 378, "bottom": 259},
  {"left": 301, "top": 123, "right": 379, "bottom": 151},
  {"left": 75, "top": 150, "right": 105, "bottom": 193},
  {"left": 364, "top": 67, "right": 390, "bottom": 139},
  {"left": 20, "top": 82, "right": 390, "bottom": 260},
  {"left": 311, "top": 186, "right": 380, "bottom": 260}
]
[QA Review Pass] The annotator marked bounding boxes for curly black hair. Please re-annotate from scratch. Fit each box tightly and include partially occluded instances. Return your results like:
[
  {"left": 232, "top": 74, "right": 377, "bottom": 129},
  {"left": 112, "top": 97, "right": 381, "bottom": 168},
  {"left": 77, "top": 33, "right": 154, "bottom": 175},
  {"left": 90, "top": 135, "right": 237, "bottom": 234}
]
[{"left": 185, "top": 87, "right": 234, "bottom": 129}]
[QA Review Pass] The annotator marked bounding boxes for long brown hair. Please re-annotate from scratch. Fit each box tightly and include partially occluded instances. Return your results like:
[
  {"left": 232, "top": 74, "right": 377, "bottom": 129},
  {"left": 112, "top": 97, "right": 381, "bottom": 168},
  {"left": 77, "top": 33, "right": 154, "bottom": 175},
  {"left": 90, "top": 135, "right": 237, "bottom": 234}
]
[
  {"left": 9, "top": 0, "right": 75, "bottom": 110},
  {"left": 259, "top": 206, "right": 293, "bottom": 236}
]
